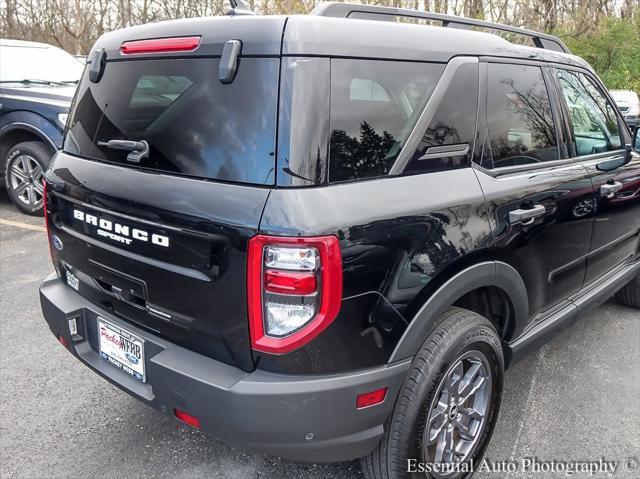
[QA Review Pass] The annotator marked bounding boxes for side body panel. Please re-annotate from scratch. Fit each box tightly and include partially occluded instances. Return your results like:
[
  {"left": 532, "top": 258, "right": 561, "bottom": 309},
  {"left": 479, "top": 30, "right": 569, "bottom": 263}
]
[
  {"left": 475, "top": 164, "right": 594, "bottom": 320},
  {"left": 258, "top": 169, "right": 493, "bottom": 374}
]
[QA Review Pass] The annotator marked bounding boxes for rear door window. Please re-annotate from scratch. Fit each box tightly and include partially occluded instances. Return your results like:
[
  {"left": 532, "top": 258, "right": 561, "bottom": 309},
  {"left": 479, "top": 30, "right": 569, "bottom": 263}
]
[
  {"left": 329, "top": 59, "right": 445, "bottom": 182},
  {"left": 64, "top": 58, "right": 279, "bottom": 185},
  {"left": 484, "top": 63, "right": 559, "bottom": 169}
]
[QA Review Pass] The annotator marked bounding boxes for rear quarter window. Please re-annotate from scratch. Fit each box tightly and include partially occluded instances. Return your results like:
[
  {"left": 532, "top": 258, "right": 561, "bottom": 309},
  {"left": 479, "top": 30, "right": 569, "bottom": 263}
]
[
  {"left": 328, "top": 59, "right": 445, "bottom": 183},
  {"left": 64, "top": 58, "right": 279, "bottom": 185}
]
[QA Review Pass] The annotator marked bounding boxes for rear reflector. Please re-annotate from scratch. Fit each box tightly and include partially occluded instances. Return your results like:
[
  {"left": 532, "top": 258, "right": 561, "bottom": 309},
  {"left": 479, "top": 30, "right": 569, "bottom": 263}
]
[
  {"left": 174, "top": 408, "right": 201, "bottom": 429},
  {"left": 121, "top": 36, "right": 201, "bottom": 55},
  {"left": 356, "top": 388, "right": 388, "bottom": 409},
  {"left": 58, "top": 335, "right": 68, "bottom": 349}
]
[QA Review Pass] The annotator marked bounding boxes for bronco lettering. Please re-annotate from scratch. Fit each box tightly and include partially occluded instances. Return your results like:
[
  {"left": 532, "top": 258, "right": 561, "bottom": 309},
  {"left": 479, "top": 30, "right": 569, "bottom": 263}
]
[{"left": 73, "top": 209, "right": 169, "bottom": 247}]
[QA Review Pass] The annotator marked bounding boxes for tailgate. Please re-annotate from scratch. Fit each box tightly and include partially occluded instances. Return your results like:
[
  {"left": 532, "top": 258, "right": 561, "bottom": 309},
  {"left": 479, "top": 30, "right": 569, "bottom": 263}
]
[{"left": 46, "top": 153, "right": 270, "bottom": 371}]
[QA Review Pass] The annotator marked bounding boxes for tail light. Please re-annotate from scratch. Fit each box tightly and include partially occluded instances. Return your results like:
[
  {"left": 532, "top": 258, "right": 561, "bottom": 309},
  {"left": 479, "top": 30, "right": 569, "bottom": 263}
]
[
  {"left": 43, "top": 180, "right": 53, "bottom": 261},
  {"left": 247, "top": 235, "right": 342, "bottom": 354}
]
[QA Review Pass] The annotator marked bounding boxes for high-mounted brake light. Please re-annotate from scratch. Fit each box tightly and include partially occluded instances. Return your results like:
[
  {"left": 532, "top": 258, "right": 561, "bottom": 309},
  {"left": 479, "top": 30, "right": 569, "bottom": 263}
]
[
  {"left": 247, "top": 235, "right": 342, "bottom": 354},
  {"left": 120, "top": 36, "right": 201, "bottom": 55}
]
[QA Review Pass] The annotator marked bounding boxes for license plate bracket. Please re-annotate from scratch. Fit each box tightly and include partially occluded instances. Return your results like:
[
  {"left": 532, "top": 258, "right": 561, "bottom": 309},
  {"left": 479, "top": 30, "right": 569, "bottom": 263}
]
[{"left": 98, "top": 318, "right": 145, "bottom": 382}]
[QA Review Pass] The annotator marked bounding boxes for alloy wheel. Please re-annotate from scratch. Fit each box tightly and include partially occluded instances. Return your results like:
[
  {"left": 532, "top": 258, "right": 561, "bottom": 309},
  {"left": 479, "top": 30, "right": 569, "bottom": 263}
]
[
  {"left": 423, "top": 350, "right": 492, "bottom": 476},
  {"left": 9, "top": 155, "right": 44, "bottom": 209}
]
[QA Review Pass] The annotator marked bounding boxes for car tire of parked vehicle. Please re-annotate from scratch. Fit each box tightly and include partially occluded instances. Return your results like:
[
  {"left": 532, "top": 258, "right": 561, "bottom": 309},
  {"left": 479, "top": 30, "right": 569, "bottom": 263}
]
[
  {"left": 361, "top": 307, "right": 504, "bottom": 479},
  {"left": 4, "top": 141, "right": 50, "bottom": 216},
  {"left": 614, "top": 275, "right": 639, "bottom": 308}
]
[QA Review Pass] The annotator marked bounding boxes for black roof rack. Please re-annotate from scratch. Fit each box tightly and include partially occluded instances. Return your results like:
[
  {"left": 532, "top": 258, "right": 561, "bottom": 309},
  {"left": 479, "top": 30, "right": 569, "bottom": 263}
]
[{"left": 311, "top": 2, "right": 570, "bottom": 54}]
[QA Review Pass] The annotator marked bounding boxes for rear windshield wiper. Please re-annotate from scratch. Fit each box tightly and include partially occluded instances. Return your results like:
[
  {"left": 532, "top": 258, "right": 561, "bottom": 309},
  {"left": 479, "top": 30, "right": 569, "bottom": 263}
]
[
  {"left": 0, "top": 79, "right": 65, "bottom": 86},
  {"left": 97, "top": 139, "right": 149, "bottom": 163}
]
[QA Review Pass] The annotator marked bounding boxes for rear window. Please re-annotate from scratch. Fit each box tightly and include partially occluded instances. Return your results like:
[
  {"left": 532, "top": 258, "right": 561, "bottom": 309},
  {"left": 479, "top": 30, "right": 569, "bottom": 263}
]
[
  {"left": 329, "top": 59, "right": 444, "bottom": 182},
  {"left": 64, "top": 58, "right": 279, "bottom": 185}
]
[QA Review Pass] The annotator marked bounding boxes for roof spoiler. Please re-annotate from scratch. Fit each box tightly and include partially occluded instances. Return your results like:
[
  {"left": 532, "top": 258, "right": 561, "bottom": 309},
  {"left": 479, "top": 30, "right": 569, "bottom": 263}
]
[{"left": 311, "top": 2, "right": 570, "bottom": 54}]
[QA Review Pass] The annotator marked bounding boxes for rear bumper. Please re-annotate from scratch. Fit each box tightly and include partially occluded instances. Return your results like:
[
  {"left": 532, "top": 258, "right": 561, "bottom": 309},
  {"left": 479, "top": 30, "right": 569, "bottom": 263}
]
[{"left": 39, "top": 273, "right": 410, "bottom": 462}]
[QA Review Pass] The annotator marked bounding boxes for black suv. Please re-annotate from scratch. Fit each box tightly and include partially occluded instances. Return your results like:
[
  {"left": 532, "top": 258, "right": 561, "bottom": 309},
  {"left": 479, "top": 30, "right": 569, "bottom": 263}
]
[
  {"left": 39, "top": 3, "right": 640, "bottom": 477},
  {"left": 0, "top": 39, "right": 83, "bottom": 215}
]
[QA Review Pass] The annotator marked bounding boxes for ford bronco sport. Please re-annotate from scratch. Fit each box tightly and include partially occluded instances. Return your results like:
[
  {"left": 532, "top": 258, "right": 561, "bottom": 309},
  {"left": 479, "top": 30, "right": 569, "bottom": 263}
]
[{"left": 39, "top": 3, "right": 640, "bottom": 477}]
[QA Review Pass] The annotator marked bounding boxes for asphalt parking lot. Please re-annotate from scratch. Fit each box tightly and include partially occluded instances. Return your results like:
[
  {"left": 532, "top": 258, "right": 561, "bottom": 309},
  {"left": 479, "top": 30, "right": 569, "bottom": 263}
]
[{"left": 1, "top": 190, "right": 639, "bottom": 479}]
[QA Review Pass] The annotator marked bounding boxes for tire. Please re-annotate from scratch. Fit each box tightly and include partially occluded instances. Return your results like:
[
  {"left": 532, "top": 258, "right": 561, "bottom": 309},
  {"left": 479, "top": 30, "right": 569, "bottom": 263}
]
[
  {"left": 362, "top": 308, "right": 504, "bottom": 479},
  {"left": 4, "top": 141, "right": 51, "bottom": 216},
  {"left": 614, "top": 275, "right": 639, "bottom": 308}
]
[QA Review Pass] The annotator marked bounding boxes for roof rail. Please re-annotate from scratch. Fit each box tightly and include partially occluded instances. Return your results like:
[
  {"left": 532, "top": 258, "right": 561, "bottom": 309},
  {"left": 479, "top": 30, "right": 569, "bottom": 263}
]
[{"left": 311, "top": 2, "right": 570, "bottom": 54}]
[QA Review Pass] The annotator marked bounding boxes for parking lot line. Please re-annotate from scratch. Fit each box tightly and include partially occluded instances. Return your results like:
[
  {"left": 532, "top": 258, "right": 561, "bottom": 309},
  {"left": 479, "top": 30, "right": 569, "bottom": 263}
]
[{"left": 0, "top": 218, "right": 46, "bottom": 232}]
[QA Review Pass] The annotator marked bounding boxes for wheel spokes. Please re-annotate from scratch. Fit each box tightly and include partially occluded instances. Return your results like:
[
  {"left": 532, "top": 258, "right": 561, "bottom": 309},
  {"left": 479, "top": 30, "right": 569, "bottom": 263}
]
[
  {"left": 27, "top": 185, "right": 36, "bottom": 204},
  {"left": 458, "top": 362, "right": 481, "bottom": 396},
  {"left": 454, "top": 418, "right": 477, "bottom": 441},
  {"left": 459, "top": 406, "right": 484, "bottom": 421},
  {"left": 434, "top": 426, "right": 453, "bottom": 464},
  {"left": 10, "top": 156, "right": 44, "bottom": 207},
  {"left": 448, "top": 360, "right": 463, "bottom": 395},
  {"left": 33, "top": 180, "right": 44, "bottom": 196},
  {"left": 460, "top": 375, "right": 486, "bottom": 404},
  {"left": 427, "top": 401, "right": 448, "bottom": 444},
  {"left": 14, "top": 181, "right": 29, "bottom": 196},
  {"left": 423, "top": 351, "right": 492, "bottom": 472},
  {"left": 11, "top": 164, "right": 29, "bottom": 182}
]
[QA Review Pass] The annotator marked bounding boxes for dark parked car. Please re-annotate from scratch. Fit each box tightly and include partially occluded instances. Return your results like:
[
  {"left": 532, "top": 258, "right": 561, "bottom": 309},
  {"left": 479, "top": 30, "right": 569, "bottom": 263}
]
[
  {"left": 39, "top": 3, "right": 640, "bottom": 477},
  {"left": 0, "top": 39, "right": 83, "bottom": 215}
]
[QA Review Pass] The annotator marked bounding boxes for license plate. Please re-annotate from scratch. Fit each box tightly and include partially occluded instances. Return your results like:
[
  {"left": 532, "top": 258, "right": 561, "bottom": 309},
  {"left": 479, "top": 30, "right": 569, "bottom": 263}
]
[{"left": 98, "top": 318, "right": 145, "bottom": 382}]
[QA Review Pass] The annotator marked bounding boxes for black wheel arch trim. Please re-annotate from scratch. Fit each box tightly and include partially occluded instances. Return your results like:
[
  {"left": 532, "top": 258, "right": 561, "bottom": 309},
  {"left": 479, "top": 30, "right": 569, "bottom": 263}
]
[
  {"left": 0, "top": 122, "right": 59, "bottom": 153},
  {"left": 388, "top": 261, "right": 529, "bottom": 362}
]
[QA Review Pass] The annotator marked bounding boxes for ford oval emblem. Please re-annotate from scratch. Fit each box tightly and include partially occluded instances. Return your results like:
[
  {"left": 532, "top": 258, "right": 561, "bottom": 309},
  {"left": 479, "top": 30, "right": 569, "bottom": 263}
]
[
  {"left": 52, "top": 235, "right": 63, "bottom": 251},
  {"left": 125, "top": 352, "right": 139, "bottom": 365}
]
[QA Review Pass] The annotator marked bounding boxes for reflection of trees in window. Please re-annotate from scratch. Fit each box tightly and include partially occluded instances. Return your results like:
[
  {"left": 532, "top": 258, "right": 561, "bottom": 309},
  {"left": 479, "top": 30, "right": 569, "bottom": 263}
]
[
  {"left": 502, "top": 77, "right": 556, "bottom": 148},
  {"left": 488, "top": 69, "right": 557, "bottom": 166},
  {"left": 420, "top": 123, "right": 461, "bottom": 150},
  {"left": 330, "top": 121, "right": 396, "bottom": 181}
]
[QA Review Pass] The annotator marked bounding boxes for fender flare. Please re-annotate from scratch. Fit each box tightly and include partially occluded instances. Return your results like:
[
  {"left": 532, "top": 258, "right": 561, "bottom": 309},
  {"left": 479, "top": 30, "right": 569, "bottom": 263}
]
[
  {"left": 388, "top": 261, "right": 529, "bottom": 362},
  {"left": 0, "top": 112, "right": 61, "bottom": 152}
]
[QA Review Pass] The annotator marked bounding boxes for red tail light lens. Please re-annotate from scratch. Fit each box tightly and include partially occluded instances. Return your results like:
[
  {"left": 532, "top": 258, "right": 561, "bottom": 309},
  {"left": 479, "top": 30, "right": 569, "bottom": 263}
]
[
  {"left": 43, "top": 180, "right": 53, "bottom": 261},
  {"left": 247, "top": 235, "right": 342, "bottom": 354},
  {"left": 121, "top": 36, "right": 201, "bottom": 55},
  {"left": 265, "top": 270, "right": 317, "bottom": 295}
]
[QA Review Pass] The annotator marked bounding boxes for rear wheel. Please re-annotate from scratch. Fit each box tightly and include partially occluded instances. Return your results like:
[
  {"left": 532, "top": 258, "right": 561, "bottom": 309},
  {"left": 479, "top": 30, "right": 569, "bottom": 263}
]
[
  {"left": 4, "top": 141, "right": 51, "bottom": 216},
  {"left": 361, "top": 308, "right": 504, "bottom": 479},
  {"left": 614, "top": 275, "right": 639, "bottom": 308}
]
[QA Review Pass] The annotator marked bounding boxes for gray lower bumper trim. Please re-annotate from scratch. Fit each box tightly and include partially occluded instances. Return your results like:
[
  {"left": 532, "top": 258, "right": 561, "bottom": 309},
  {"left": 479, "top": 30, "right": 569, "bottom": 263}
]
[{"left": 39, "top": 273, "right": 410, "bottom": 462}]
